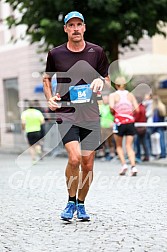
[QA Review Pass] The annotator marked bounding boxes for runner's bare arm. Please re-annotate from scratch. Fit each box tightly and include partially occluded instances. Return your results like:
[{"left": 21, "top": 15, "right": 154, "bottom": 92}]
[
  {"left": 130, "top": 93, "right": 139, "bottom": 112},
  {"left": 43, "top": 73, "right": 52, "bottom": 101},
  {"left": 21, "top": 122, "right": 25, "bottom": 131}
]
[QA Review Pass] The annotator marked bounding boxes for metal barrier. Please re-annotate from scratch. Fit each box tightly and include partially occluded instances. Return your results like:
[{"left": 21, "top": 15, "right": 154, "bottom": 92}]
[{"left": 2, "top": 120, "right": 166, "bottom": 156}]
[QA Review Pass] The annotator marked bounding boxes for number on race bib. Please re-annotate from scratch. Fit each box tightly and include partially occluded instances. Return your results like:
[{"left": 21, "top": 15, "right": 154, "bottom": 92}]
[
  {"left": 78, "top": 91, "right": 86, "bottom": 98},
  {"left": 69, "top": 84, "right": 92, "bottom": 103}
]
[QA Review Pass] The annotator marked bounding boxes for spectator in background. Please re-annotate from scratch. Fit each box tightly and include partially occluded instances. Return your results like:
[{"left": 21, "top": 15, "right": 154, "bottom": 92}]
[
  {"left": 34, "top": 99, "right": 48, "bottom": 155},
  {"left": 21, "top": 101, "right": 45, "bottom": 164},
  {"left": 99, "top": 93, "right": 115, "bottom": 161},
  {"left": 134, "top": 97, "right": 149, "bottom": 162},
  {"left": 143, "top": 93, "right": 153, "bottom": 156},
  {"left": 33, "top": 99, "right": 46, "bottom": 133},
  {"left": 152, "top": 95, "right": 166, "bottom": 159}
]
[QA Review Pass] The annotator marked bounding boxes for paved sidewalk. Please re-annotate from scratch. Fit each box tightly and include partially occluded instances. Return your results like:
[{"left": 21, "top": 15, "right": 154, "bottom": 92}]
[
  {"left": 146, "top": 156, "right": 167, "bottom": 167},
  {"left": 0, "top": 146, "right": 167, "bottom": 167},
  {"left": 0, "top": 154, "right": 167, "bottom": 252}
]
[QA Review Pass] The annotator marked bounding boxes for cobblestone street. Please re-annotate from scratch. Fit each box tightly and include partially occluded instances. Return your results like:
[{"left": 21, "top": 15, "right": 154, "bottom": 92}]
[{"left": 0, "top": 153, "right": 167, "bottom": 252}]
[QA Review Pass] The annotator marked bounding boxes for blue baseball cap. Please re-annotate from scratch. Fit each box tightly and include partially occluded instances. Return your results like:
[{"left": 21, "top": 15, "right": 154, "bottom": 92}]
[{"left": 64, "top": 11, "right": 84, "bottom": 24}]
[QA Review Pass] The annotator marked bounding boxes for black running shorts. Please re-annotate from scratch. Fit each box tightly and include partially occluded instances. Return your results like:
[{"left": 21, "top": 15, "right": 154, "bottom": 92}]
[
  {"left": 117, "top": 123, "right": 136, "bottom": 137},
  {"left": 58, "top": 121, "right": 102, "bottom": 151},
  {"left": 27, "top": 131, "right": 42, "bottom": 146}
]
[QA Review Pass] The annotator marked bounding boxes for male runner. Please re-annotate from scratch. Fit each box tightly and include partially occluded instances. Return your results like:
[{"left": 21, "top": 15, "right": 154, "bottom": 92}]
[{"left": 43, "top": 11, "right": 110, "bottom": 220}]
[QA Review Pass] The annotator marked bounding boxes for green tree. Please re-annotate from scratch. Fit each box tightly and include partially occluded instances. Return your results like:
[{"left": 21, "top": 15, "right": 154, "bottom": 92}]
[{"left": 4, "top": 0, "right": 167, "bottom": 61}]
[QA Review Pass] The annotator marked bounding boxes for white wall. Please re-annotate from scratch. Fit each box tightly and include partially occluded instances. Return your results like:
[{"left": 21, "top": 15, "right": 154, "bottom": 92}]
[{"left": 0, "top": 43, "right": 46, "bottom": 147}]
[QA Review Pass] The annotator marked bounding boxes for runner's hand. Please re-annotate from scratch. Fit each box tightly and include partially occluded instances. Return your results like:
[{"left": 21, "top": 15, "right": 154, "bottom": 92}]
[
  {"left": 48, "top": 93, "right": 61, "bottom": 111},
  {"left": 90, "top": 78, "right": 104, "bottom": 92}
]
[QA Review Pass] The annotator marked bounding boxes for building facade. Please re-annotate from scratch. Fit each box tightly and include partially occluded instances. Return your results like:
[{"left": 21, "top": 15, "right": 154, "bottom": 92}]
[{"left": 0, "top": 1, "right": 46, "bottom": 149}]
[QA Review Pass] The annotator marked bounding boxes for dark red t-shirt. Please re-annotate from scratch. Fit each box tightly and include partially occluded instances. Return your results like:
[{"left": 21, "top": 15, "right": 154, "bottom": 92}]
[{"left": 45, "top": 42, "right": 109, "bottom": 123}]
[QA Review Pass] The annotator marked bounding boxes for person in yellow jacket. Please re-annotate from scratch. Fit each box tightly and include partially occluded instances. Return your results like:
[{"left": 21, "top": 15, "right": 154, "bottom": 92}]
[{"left": 21, "top": 100, "right": 45, "bottom": 164}]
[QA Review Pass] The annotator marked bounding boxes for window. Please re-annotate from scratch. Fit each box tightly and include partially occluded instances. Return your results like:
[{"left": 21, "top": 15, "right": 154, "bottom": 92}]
[{"left": 3, "top": 78, "right": 20, "bottom": 132}]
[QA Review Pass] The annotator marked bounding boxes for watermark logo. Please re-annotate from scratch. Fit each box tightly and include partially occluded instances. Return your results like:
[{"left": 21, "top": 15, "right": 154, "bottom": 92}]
[
  {"left": 15, "top": 59, "right": 152, "bottom": 171},
  {"left": 8, "top": 169, "right": 160, "bottom": 191},
  {"left": 8, "top": 59, "right": 155, "bottom": 193}
]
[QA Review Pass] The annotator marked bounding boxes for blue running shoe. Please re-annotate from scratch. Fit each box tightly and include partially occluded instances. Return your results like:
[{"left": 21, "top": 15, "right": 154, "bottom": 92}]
[
  {"left": 61, "top": 201, "right": 76, "bottom": 220},
  {"left": 76, "top": 203, "right": 90, "bottom": 220}
]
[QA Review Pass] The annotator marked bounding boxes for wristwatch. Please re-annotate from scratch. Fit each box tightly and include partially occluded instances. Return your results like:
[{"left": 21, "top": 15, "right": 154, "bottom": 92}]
[{"left": 99, "top": 76, "right": 106, "bottom": 84}]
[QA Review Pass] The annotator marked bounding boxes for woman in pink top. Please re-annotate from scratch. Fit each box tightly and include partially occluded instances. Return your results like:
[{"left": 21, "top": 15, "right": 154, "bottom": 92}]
[{"left": 109, "top": 77, "right": 139, "bottom": 176}]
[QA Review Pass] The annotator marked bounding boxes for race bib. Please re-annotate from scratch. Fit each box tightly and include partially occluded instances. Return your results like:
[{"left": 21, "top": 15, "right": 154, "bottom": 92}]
[{"left": 69, "top": 84, "right": 92, "bottom": 103}]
